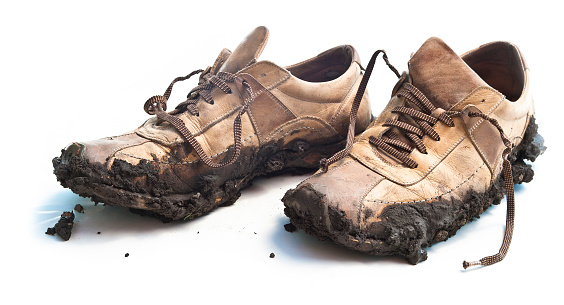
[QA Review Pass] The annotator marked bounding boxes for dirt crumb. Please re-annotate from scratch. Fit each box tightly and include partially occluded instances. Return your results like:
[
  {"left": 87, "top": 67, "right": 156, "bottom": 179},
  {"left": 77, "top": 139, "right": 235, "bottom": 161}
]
[
  {"left": 269, "top": 253, "right": 275, "bottom": 258},
  {"left": 45, "top": 211, "right": 75, "bottom": 241},
  {"left": 74, "top": 204, "right": 84, "bottom": 213},
  {"left": 125, "top": 253, "right": 129, "bottom": 257},
  {"left": 284, "top": 223, "right": 297, "bottom": 232}
]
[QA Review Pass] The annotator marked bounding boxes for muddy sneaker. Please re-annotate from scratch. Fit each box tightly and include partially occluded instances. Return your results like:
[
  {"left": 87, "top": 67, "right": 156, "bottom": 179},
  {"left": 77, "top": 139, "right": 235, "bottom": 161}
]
[
  {"left": 52, "top": 26, "right": 375, "bottom": 222},
  {"left": 283, "top": 38, "right": 546, "bottom": 267}
]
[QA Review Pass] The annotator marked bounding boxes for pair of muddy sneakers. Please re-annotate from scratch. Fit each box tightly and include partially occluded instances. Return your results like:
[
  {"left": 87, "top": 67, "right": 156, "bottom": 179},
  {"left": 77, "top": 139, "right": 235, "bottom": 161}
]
[{"left": 53, "top": 26, "right": 545, "bottom": 268}]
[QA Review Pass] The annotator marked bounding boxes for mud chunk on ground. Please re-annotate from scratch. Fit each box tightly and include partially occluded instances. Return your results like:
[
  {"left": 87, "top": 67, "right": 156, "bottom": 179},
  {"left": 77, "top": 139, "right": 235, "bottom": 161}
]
[
  {"left": 284, "top": 223, "right": 297, "bottom": 232},
  {"left": 74, "top": 204, "right": 84, "bottom": 213},
  {"left": 45, "top": 211, "right": 75, "bottom": 241}
]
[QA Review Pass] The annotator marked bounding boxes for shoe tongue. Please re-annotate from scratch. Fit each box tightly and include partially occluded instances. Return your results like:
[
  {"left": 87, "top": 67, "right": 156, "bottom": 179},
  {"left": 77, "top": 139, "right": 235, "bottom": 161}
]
[
  {"left": 408, "top": 37, "right": 488, "bottom": 110},
  {"left": 219, "top": 26, "right": 269, "bottom": 73}
]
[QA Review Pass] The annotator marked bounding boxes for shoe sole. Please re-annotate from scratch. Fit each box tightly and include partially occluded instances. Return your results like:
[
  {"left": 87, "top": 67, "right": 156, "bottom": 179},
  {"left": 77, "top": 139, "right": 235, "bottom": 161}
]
[
  {"left": 53, "top": 138, "right": 346, "bottom": 222},
  {"left": 283, "top": 116, "right": 545, "bottom": 264}
]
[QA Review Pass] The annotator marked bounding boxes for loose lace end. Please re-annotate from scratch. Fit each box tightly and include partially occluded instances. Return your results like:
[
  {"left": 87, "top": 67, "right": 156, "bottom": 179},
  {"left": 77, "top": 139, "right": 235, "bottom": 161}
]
[{"left": 462, "top": 260, "right": 481, "bottom": 270}]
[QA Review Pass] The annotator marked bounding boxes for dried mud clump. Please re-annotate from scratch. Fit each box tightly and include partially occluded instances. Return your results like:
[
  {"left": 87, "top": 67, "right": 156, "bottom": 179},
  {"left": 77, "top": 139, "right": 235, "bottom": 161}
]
[
  {"left": 45, "top": 211, "right": 75, "bottom": 241},
  {"left": 284, "top": 223, "right": 297, "bottom": 232},
  {"left": 74, "top": 204, "right": 84, "bottom": 213}
]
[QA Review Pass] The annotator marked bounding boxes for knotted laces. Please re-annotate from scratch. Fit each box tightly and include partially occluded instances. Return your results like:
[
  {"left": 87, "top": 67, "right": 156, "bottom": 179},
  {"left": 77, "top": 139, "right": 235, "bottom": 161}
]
[
  {"left": 322, "top": 50, "right": 516, "bottom": 269},
  {"left": 143, "top": 68, "right": 255, "bottom": 168}
]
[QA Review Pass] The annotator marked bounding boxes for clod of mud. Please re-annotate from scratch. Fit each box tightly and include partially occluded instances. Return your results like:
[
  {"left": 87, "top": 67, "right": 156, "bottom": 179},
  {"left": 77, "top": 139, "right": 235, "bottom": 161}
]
[
  {"left": 284, "top": 223, "right": 297, "bottom": 232},
  {"left": 45, "top": 211, "right": 75, "bottom": 241},
  {"left": 74, "top": 204, "right": 84, "bottom": 213}
]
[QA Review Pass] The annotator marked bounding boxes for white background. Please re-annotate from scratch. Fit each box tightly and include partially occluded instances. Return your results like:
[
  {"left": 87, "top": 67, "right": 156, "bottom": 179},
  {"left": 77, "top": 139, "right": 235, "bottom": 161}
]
[{"left": 1, "top": 0, "right": 562, "bottom": 304}]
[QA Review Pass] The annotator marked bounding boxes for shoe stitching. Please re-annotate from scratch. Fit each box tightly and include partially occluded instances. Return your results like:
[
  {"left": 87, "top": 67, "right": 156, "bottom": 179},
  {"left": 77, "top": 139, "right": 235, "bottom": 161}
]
[
  {"left": 107, "top": 139, "right": 152, "bottom": 168},
  {"left": 352, "top": 133, "right": 466, "bottom": 186},
  {"left": 246, "top": 109, "right": 263, "bottom": 142},
  {"left": 364, "top": 162, "right": 486, "bottom": 204},
  {"left": 270, "top": 126, "right": 329, "bottom": 142},
  {"left": 449, "top": 86, "right": 504, "bottom": 111},
  {"left": 274, "top": 87, "right": 343, "bottom": 104},
  {"left": 466, "top": 117, "right": 496, "bottom": 173},
  {"left": 298, "top": 159, "right": 355, "bottom": 187},
  {"left": 103, "top": 132, "right": 136, "bottom": 140},
  {"left": 329, "top": 68, "right": 362, "bottom": 124},
  {"left": 261, "top": 87, "right": 297, "bottom": 118},
  {"left": 247, "top": 90, "right": 297, "bottom": 143},
  {"left": 115, "top": 133, "right": 256, "bottom": 165},
  {"left": 357, "top": 176, "right": 386, "bottom": 228},
  {"left": 351, "top": 94, "right": 505, "bottom": 186},
  {"left": 263, "top": 116, "right": 337, "bottom": 142},
  {"left": 181, "top": 104, "right": 243, "bottom": 137},
  {"left": 239, "top": 61, "right": 291, "bottom": 90}
]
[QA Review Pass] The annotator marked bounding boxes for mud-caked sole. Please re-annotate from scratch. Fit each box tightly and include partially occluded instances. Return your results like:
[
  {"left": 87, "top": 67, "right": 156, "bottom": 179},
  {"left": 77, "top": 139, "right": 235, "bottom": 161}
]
[
  {"left": 283, "top": 117, "right": 546, "bottom": 264},
  {"left": 53, "top": 138, "right": 346, "bottom": 222}
]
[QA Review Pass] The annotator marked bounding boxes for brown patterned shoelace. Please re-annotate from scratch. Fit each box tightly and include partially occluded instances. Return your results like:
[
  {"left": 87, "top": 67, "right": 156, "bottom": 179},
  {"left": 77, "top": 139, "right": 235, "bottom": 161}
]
[
  {"left": 322, "top": 52, "right": 516, "bottom": 269},
  {"left": 463, "top": 112, "right": 515, "bottom": 269},
  {"left": 143, "top": 68, "right": 255, "bottom": 168},
  {"left": 320, "top": 50, "right": 400, "bottom": 171}
]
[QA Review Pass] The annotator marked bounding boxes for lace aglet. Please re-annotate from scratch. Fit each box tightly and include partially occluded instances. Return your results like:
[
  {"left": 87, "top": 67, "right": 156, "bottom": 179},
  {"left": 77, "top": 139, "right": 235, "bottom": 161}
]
[
  {"left": 462, "top": 260, "right": 481, "bottom": 270},
  {"left": 319, "top": 158, "right": 328, "bottom": 172}
]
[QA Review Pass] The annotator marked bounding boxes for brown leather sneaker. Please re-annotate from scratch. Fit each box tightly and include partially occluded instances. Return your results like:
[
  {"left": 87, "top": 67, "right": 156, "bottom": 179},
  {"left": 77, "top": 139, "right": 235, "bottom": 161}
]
[
  {"left": 283, "top": 38, "right": 546, "bottom": 267},
  {"left": 53, "top": 26, "right": 373, "bottom": 221}
]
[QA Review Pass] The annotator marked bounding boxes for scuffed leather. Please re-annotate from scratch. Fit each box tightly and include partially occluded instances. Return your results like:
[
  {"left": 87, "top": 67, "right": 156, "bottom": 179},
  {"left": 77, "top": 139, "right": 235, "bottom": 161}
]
[
  {"left": 220, "top": 26, "right": 269, "bottom": 73},
  {"left": 409, "top": 37, "right": 489, "bottom": 109},
  {"left": 73, "top": 26, "right": 372, "bottom": 184},
  {"left": 297, "top": 37, "right": 534, "bottom": 230}
]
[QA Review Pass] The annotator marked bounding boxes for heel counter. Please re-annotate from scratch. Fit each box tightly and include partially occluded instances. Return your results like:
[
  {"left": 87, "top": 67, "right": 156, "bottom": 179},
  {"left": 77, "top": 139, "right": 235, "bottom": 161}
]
[{"left": 330, "top": 69, "right": 373, "bottom": 137}]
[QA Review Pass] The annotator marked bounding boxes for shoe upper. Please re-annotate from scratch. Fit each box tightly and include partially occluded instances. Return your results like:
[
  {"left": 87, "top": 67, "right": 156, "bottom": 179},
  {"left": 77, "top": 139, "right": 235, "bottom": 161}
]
[
  {"left": 349, "top": 38, "right": 532, "bottom": 214},
  {"left": 284, "top": 37, "right": 534, "bottom": 260},
  {"left": 60, "top": 26, "right": 372, "bottom": 195}
]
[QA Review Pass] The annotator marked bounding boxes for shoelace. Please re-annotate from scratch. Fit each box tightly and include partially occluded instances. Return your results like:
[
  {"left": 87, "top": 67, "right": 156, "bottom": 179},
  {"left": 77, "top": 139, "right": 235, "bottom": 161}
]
[
  {"left": 322, "top": 51, "right": 516, "bottom": 269},
  {"left": 368, "top": 82, "right": 462, "bottom": 168},
  {"left": 463, "top": 112, "right": 514, "bottom": 269},
  {"left": 320, "top": 50, "right": 400, "bottom": 171},
  {"left": 143, "top": 68, "right": 255, "bottom": 168}
]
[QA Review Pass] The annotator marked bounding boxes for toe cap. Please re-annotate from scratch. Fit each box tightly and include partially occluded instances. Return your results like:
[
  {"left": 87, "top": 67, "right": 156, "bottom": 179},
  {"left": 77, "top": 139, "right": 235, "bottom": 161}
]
[
  {"left": 284, "top": 158, "right": 384, "bottom": 232},
  {"left": 60, "top": 133, "right": 150, "bottom": 166}
]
